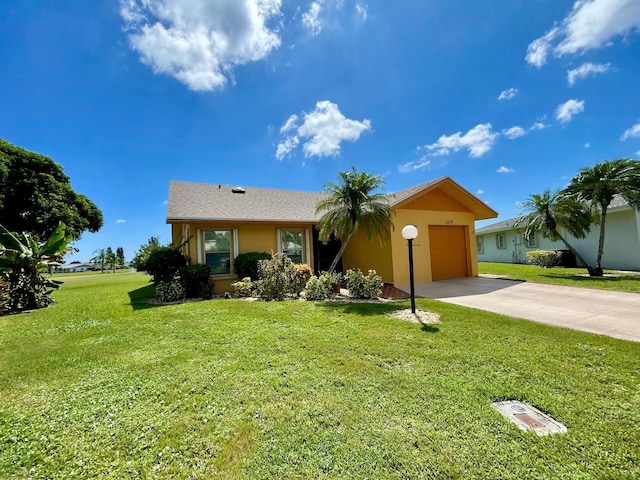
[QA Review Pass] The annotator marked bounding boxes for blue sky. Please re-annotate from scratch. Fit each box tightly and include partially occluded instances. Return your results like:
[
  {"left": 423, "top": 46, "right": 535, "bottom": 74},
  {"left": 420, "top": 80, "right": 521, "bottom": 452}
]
[{"left": 1, "top": 0, "right": 640, "bottom": 262}]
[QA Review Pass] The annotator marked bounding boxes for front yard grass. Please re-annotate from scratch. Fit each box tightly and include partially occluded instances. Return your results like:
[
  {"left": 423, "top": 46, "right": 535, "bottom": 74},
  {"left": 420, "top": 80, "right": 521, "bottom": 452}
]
[
  {"left": 479, "top": 261, "right": 640, "bottom": 293},
  {"left": 1, "top": 273, "right": 639, "bottom": 479}
]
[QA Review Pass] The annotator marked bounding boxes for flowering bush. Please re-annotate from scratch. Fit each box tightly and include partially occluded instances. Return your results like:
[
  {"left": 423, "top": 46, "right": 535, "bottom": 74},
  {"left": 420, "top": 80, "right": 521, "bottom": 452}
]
[
  {"left": 231, "top": 277, "right": 255, "bottom": 297},
  {"left": 256, "top": 254, "right": 296, "bottom": 300},
  {"left": 290, "top": 263, "right": 313, "bottom": 295},
  {"left": 345, "top": 268, "right": 382, "bottom": 299},
  {"left": 303, "top": 274, "right": 331, "bottom": 300},
  {"left": 527, "top": 250, "right": 558, "bottom": 267},
  {"left": 154, "top": 279, "right": 186, "bottom": 302}
]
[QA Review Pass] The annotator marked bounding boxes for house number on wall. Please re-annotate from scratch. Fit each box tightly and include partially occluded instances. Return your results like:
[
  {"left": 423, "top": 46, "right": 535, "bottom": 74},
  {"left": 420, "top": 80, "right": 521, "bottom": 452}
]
[{"left": 445, "top": 220, "right": 454, "bottom": 225}]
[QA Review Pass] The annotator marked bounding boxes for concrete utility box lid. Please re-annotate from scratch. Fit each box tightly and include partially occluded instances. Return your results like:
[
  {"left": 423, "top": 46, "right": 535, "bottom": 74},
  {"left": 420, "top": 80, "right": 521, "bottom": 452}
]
[{"left": 492, "top": 400, "right": 567, "bottom": 436}]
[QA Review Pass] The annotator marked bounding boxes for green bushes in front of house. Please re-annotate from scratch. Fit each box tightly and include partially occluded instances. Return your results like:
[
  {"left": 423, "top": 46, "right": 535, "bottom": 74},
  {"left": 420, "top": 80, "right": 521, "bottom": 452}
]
[{"left": 526, "top": 249, "right": 559, "bottom": 267}]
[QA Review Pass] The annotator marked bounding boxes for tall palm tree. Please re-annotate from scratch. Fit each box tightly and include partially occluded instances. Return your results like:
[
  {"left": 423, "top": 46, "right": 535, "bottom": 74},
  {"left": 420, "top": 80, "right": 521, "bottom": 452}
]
[
  {"left": 316, "top": 167, "right": 393, "bottom": 273},
  {"left": 90, "top": 248, "right": 107, "bottom": 273},
  {"left": 566, "top": 158, "right": 640, "bottom": 276},
  {"left": 516, "top": 190, "right": 595, "bottom": 274}
]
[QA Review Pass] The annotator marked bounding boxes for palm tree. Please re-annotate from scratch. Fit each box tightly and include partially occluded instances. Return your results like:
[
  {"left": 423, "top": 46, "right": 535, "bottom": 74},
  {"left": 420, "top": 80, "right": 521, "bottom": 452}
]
[
  {"left": 90, "top": 248, "right": 107, "bottom": 273},
  {"left": 565, "top": 159, "right": 640, "bottom": 276},
  {"left": 516, "top": 190, "right": 595, "bottom": 274},
  {"left": 316, "top": 167, "right": 393, "bottom": 273}
]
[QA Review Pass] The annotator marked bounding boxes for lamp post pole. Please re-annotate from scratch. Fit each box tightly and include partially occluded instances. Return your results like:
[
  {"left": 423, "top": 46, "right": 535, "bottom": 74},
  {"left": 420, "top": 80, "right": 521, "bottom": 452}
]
[
  {"left": 401, "top": 225, "right": 419, "bottom": 314},
  {"left": 408, "top": 237, "right": 416, "bottom": 314}
]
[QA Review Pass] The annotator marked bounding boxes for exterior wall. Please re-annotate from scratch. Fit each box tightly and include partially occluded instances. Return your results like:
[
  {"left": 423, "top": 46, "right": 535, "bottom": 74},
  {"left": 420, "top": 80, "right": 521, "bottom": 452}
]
[
  {"left": 477, "top": 208, "right": 640, "bottom": 271},
  {"left": 342, "top": 229, "right": 394, "bottom": 282},
  {"left": 391, "top": 208, "right": 478, "bottom": 287},
  {"left": 172, "top": 221, "right": 316, "bottom": 293}
]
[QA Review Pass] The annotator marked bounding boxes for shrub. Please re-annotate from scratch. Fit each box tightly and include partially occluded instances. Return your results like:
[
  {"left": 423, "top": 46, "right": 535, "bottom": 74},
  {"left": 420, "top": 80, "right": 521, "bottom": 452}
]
[
  {"left": 303, "top": 274, "right": 331, "bottom": 300},
  {"left": 291, "top": 263, "right": 313, "bottom": 295},
  {"left": 234, "top": 252, "right": 271, "bottom": 280},
  {"left": 345, "top": 268, "right": 383, "bottom": 299},
  {"left": 231, "top": 277, "right": 256, "bottom": 297},
  {"left": 180, "top": 264, "right": 213, "bottom": 299},
  {"left": 145, "top": 247, "right": 188, "bottom": 283},
  {"left": 256, "top": 253, "right": 296, "bottom": 301},
  {"left": 0, "top": 274, "right": 10, "bottom": 315},
  {"left": 527, "top": 250, "right": 559, "bottom": 268},
  {"left": 154, "top": 279, "right": 185, "bottom": 302}
]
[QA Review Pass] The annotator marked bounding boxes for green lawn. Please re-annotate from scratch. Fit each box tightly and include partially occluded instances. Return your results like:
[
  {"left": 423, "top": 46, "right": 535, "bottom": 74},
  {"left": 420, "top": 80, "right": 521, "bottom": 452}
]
[
  {"left": 1, "top": 273, "right": 639, "bottom": 479},
  {"left": 479, "top": 261, "right": 640, "bottom": 293}
]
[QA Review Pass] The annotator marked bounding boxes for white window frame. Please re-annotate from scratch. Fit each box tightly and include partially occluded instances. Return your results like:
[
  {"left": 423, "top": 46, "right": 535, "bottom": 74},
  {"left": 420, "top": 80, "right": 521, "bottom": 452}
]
[
  {"left": 496, "top": 233, "right": 506, "bottom": 249},
  {"left": 197, "top": 228, "right": 238, "bottom": 275},
  {"left": 524, "top": 232, "right": 537, "bottom": 248},
  {"left": 277, "top": 228, "right": 311, "bottom": 265},
  {"left": 476, "top": 236, "right": 484, "bottom": 254}
]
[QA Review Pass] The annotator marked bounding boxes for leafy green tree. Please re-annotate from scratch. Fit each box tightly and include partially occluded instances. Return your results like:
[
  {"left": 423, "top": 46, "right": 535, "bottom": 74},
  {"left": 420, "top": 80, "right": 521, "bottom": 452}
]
[
  {"left": 565, "top": 159, "right": 640, "bottom": 276},
  {"left": 316, "top": 167, "right": 393, "bottom": 273},
  {"left": 105, "top": 247, "right": 118, "bottom": 273},
  {"left": 516, "top": 190, "right": 595, "bottom": 274},
  {"left": 0, "top": 222, "right": 72, "bottom": 312},
  {"left": 91, "top": 248, "right": 107, "bottom": 273},
  {"left": 131, "top": 236, "right": 162, "bottom": 271},
  {"left": 0, "top": 138, "right": 103, "bottom": 241},
  {"left": 116, "top": 247, "right": 125, "bottom": 267}
]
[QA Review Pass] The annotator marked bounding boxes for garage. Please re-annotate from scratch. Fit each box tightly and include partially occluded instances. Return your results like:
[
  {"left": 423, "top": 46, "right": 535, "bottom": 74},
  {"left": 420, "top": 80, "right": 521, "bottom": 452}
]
[{"left": 429, "top": 225, "right": 468, "bottom": 280}]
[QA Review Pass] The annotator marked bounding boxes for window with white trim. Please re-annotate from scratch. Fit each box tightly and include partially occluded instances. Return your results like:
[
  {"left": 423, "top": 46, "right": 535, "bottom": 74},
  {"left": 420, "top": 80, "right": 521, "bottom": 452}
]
[
  {"left": 201, "top": 229, "right": 235, "bottom": 275},
  {"left": 278, "top": 229, "right": 310, "bottom": 264},
  {"left": 496, "top": 233, "right": 506, "bottom": 249},
  {"left": 476, "top": 236, "right": 484, "bottom": 254}
]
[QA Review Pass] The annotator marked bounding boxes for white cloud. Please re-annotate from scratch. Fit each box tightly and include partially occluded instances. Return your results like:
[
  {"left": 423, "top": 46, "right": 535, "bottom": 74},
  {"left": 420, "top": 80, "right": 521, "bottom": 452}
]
[
  {"left": 621, "top": 123, "right": 640, "bottom": 141},
  {"left": 280, "top": 114, "right": 298, "bottom": 133},
  {"left": 497, "top": 166, "right": 514, "bottom": 173},
  {"left": 120, "top": 0, "right": 282, "bottom": 91},
  {"left": 355, "top": 3, "right": 368, "bottom": 21},
  {"left": 525, "top": 27, "right": 559, "bottom": 67},
  {"left": 276, "top": 100, "right": 371, "bottom": 159},
  {"left": 585, "top": 142, "right": 591, "bottom": 148},
  {"left": 498, "top": 88, "right": 518, "bottom": 101},
  {"left": 556, "top": 99, "right": 585, "bottom": 123},
  {"left": 275, "top": 135, "right": 300, "bottom": 160},
  {"left": 477, "top": 189, "right": 485, "bottom": 195},
  {"left": 529, "top": 121, "right": 548, "bottom": 131},
  {"left": 526, "top": 0, "right": 640, "bottom": 67},
  {"left": 503, "top": 126, "right": 526, "bottom": 140},
  {"left": 567, "top": 62, "right": 610, "bottom": 85},
  {"left": 424, "top": 123, "right": 498, "bottom": 158},
  {"left": 116, "top": 219, "right": 127, "bottom": 224},
  {"left": 398, "top": 158, "right": 430, "bottom": 174},
  {"left": 302, "top": 2, "right": 323, "bottom": 36}
]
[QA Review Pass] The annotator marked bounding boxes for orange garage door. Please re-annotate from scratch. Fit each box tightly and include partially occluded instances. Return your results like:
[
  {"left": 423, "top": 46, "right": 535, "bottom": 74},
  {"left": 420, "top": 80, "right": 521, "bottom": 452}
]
[{"left": 429, "top": 226, "right": 468, "bottom": 280}]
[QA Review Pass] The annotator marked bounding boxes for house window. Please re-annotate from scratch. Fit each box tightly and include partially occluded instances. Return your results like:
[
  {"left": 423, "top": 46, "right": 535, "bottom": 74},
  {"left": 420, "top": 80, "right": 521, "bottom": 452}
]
[
  {"left": 278, "top": 229, "right": 309, "bottom": 264},
  {"left": 524, "top": 233, "right": 537, "bottom": 248},
  {"left": 203, "top": 230, "right": 233, "bottom": 275},
  {"left": 496, "top": 233, "right": 506, "bottom": 249},
  {"left": 476, "top": 236, "right": 484, "bottom": 254}
]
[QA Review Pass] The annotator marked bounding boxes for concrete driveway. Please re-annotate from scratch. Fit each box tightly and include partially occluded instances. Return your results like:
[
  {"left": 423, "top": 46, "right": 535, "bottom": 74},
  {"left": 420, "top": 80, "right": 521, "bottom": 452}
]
[{"left": 400, "top": 277, "right": 640, "bottom": 342}]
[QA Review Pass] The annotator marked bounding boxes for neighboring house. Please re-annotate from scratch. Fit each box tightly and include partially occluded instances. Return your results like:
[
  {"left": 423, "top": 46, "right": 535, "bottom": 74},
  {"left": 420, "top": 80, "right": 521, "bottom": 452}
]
[
  {"left": 476, "top": 196, "right": 640, "bottom": 271},
  {"left": 166, "top": 177, "right": 497, "bottom": 293},
  {"left": 54, "top": 262, "right": 95, "bottom": 273}
]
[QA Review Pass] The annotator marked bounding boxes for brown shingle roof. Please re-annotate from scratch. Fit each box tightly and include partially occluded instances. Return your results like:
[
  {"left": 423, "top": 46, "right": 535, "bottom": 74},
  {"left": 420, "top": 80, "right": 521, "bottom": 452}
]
[{"left": 166, "top": 176, "right": 494, "bottom": 223}]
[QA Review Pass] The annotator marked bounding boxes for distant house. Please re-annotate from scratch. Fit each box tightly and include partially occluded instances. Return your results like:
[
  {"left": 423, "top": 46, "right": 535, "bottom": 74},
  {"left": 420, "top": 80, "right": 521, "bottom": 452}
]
[
  {"left": 55, "top": 262, "right": 95, "bottom": 273},
  {"left": 475, "top": 196, "right": 640, "bottom": 271},
  {"left": 166, "top": 177, "right": 497, "bottom": 292}
]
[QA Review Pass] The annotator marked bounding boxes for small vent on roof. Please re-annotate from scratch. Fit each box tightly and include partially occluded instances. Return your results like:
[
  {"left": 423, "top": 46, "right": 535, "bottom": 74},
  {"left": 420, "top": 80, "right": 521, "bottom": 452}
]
[{"left": 232, "top": 187, "right": 246, "bottom": 194}]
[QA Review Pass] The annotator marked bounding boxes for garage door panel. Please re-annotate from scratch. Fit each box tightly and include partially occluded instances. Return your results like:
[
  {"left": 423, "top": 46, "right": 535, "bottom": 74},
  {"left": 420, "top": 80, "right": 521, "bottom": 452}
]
[{"left": 429, "top": 226, "right": 468, "bottom": 280}]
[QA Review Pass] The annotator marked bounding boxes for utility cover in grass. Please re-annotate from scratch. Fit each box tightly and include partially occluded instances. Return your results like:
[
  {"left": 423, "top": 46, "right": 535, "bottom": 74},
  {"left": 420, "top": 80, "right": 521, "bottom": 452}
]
[{"left": 492, "top": 400, "right": 567, "bottom": 436}]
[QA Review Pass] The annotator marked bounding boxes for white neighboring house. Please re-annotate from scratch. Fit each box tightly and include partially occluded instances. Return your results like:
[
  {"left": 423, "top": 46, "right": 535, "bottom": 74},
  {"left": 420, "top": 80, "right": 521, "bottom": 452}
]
[
  {"left": 475, "top": 196, "right": 640, "bottom": 271},
  {"left": 55, "top": 262, "right": 95, "bottom": 273}
]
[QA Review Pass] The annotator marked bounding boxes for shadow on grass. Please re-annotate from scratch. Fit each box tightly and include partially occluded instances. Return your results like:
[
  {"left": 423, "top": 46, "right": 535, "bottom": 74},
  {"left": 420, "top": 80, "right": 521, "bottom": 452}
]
[
  {"left": 127, "top": 284, "right": 158, "bottom": 310},
  {"left": 318, "top": 301, "right": 405, "bottom": 316},
  {"left": 421, "top": 324, "right": 440, "bottom": 334}
]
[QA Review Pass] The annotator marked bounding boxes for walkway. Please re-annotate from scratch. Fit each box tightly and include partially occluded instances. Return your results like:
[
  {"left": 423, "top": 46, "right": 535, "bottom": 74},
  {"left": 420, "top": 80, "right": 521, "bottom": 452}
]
[{"left": 400, "top": 277, "right": 640, "bottom": 342}]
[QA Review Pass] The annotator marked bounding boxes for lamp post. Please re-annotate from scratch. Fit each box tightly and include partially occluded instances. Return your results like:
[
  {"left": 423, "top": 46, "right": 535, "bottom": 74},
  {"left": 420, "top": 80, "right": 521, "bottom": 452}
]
[{"left": 401, "top": 225, "right": 418, "bottom": 314}]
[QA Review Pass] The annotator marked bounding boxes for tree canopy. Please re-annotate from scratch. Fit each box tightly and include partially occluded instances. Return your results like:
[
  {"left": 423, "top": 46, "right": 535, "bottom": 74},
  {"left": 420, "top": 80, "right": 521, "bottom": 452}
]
[
  {"left": 0, "top": 138, "right": 103, "bottom": 241},
  {"left": 316, "top": 167, "right": 393, "bottom": 273}
]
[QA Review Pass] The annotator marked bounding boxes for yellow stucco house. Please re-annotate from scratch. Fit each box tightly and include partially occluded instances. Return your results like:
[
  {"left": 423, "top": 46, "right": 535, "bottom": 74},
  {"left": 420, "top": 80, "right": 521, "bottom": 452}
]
[{"left": 166, "top": 177, "right": 497, "bottom": 293}]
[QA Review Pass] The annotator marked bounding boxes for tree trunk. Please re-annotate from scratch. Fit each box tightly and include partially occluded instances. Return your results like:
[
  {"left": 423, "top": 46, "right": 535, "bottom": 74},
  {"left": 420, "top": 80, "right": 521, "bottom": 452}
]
[
  {"left": 593, "top": 208, "right": 607, "bottom": 277},
  {"left": 327, "top": 232, "right": 353, "bottom": 274},
  {"left": 555, "top": 230, "right": 596, "bottom": 276}
]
